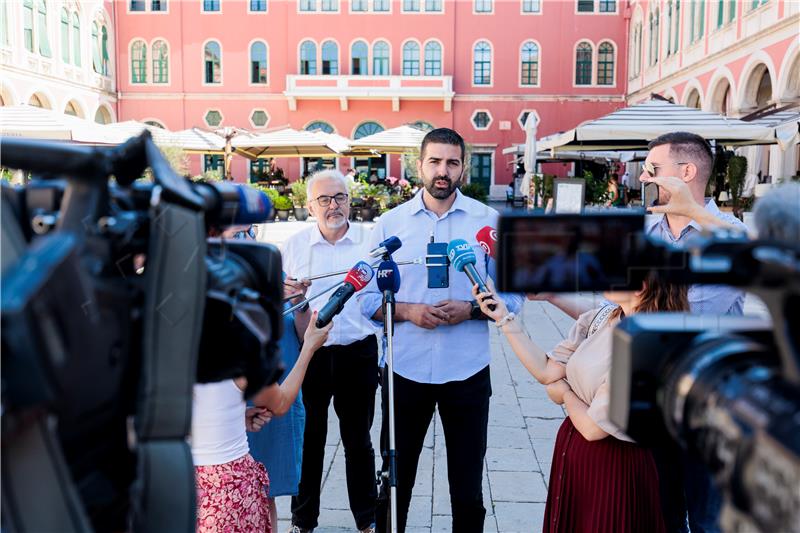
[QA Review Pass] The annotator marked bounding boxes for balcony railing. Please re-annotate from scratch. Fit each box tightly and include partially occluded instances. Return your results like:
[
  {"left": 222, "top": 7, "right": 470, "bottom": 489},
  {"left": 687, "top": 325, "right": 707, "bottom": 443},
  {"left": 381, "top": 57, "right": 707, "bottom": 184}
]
[{"left": 284, "top": 74, "right": 454, "bottom": 111}]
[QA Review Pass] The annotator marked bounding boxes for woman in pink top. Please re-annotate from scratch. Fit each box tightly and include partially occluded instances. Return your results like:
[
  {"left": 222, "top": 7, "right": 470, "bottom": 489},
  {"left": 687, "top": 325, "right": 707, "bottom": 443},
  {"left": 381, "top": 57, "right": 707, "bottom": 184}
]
[{"left": 474, "top": 275, "right": 687, "bottom": 533}]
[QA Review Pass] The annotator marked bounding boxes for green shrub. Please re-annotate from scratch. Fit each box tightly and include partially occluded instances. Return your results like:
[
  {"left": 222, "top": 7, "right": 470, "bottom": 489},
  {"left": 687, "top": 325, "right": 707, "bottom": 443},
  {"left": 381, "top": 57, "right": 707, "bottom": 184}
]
[
  {"left": 290, "top": 179, "right": 307, "bottom": 206},
  {"left": 459, "top": 182, "right": 487, "bottom": 204},
  {"left": 273, "top": 195, "right": 294, "bottom": 210}
]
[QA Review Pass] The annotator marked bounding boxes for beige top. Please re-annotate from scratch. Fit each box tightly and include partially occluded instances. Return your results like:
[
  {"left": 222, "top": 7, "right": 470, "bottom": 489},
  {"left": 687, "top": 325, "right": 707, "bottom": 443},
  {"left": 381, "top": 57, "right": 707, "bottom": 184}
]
[{"left": 547, "top": 307, "right": 633, "bottom": 442}]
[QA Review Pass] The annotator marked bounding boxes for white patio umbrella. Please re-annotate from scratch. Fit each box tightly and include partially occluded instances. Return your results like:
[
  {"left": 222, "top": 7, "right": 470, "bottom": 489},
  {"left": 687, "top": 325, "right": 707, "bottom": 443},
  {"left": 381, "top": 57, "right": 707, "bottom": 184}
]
[
  {"left": 743, "top": 109, "right": 800, "bottom": 149},
  {"left": 232, "top": 127, "right": 341, "bottom": 158},
  {"left": 0, "top": 104, "right": 93, "bottom": 140},
  {"left": 348, "top": 125, "right": 427, "bottom": 154},
  {"left": 520, "top": 113, "right": 538, "bottom": 202},
  {"left": 538, "top": 100, "right": 777, "bottom": 152},
  {"left": 502, "top": 144, "right": 648, "bottom": 163}
]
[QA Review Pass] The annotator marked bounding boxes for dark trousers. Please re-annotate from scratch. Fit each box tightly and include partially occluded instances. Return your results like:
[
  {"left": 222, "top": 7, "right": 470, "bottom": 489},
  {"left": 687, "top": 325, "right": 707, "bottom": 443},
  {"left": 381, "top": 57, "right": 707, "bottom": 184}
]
[
  {"left": 377, "top": 366, "right": 491, "bottom": 533},
  {"left": 291, "top": 335, "right": 379, "bottom": 531},
  {"left": 652, "top": 441, "right": 722, "bottom": 533}
]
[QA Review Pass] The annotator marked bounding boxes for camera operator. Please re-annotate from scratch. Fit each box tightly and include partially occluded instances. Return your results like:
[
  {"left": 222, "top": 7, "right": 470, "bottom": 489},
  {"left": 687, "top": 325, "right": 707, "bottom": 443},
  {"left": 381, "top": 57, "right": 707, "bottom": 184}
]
[{"left": 472, "top": 273, "right": 690, "bottom": 533}]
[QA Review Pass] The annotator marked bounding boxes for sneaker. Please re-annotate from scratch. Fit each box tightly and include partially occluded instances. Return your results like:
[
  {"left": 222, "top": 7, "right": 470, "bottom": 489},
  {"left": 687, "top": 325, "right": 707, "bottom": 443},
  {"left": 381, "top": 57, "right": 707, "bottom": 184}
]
[
  {"left": 359, "top": 524, "right": 376, "bottom": 533},
  {"left": 287, "top": 526, "right": 313, "bottom": 533}
]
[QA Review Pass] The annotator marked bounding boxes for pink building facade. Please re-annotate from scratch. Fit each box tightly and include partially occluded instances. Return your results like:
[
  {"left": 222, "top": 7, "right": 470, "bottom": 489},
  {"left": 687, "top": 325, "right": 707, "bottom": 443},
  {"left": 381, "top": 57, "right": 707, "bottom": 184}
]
[
  {"left": 626, "top": 0, "right": 800, "bottom": 181},
  {"left": 114, "top": 0, "right": 628, "bottom": 195}
]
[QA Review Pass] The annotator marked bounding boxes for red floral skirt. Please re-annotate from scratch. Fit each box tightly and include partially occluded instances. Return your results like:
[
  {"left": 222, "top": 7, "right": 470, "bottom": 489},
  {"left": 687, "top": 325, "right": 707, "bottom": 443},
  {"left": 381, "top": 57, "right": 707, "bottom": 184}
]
[
  {"left": 195, "top": 453, "right": 271, "bottom": 533},
  {"left": 543, "top": 417, "right": 665, "bottom": 533}
]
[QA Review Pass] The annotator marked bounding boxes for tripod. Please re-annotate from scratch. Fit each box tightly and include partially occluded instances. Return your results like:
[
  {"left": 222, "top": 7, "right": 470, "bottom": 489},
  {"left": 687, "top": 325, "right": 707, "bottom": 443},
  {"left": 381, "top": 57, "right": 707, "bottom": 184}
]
[{"left": 376, "top": 254, "right": 399, "bottom": 533}]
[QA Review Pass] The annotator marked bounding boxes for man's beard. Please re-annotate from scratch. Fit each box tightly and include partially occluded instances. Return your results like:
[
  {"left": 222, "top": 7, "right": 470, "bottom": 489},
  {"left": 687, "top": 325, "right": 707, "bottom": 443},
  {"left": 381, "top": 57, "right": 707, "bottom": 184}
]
[
  {"left": 325, "top": 210, "right": 348, "bottom": 229},
  {"left": 424, "top": 174, "right": 459, "bottom": 199}
]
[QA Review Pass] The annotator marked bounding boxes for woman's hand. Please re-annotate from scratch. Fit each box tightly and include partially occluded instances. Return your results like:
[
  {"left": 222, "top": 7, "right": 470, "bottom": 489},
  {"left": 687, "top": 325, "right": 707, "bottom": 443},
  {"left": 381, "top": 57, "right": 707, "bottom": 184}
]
[
  {"left": 470, "top": 278, "right": 509, "bottom": 323},
  {"left": 246, "top": 406, "right": 273, "bottom": 432},
  {"left": 303, "top": 310, "right": 333, "bottom": 351},
  {"left": 546, "top": 379, "right": 571, "bottom": 405}
]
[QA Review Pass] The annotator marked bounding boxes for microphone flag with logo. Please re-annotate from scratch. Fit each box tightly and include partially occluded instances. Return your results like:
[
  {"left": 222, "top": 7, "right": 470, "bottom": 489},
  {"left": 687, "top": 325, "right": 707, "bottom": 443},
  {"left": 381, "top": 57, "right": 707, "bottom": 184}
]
[
  {"left": 475, "top": 226, "right": 498, "bottom": 280},
  {"left": 376, "top": 260, "right": 401, "bottom": 294},
  {"left": 447, "top": 238, "right": 496, "bottom": 311},
  {"left": 315, "top": 261, "right": 374, "bottom": 328}
]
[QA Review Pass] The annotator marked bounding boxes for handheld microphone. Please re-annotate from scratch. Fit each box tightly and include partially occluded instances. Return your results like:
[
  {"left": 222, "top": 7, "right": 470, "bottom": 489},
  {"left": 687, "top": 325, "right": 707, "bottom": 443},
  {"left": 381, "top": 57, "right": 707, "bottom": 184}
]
[
  {"left": 369, "top": 236, "right": 402, "bottom": 258},
  {"left": 376, "top": 260, "right": 401, "bottom": 294},
  {"left": 315, "top": 261, "right": 374, "bottom": 328},
  {"left": 447, "top": 239, "right": 496, "bottom": 311},
  {"left": 476, "top": 226, "right": 498, "bottom": 280}
]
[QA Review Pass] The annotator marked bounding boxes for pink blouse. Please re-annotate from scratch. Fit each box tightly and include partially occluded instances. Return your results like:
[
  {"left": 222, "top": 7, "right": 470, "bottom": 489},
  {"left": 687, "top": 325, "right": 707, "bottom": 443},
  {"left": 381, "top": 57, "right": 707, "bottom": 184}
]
[{"left": 547, "top": 307, "right": 633, "bottom": 442}]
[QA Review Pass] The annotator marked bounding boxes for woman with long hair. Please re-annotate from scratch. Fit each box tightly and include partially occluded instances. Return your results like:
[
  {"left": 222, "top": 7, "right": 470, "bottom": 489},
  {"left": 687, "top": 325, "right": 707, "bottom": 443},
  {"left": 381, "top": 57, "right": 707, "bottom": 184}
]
[{"left": 473, "top": 274, "right": 688, "bottom": 533}]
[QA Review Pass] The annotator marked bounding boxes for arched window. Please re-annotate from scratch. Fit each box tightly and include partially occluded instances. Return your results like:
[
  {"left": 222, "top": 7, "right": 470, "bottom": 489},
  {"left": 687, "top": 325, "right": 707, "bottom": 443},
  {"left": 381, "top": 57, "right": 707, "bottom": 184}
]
[
  {"left": 354, "top": 121, "right": 383, "bottom": 139},
  {"left": 92, "top": 22, "right": 101, "bottom": 72},
  {"left": 36, "top": 0, "right": 51, "bottom": 57},
  {"left": 72, "top": 13, "right": 81, "bottom": 66},
  {"left": 674, "top": 0, "right": 681, "bottom": 51},
  {"left": 131, "top": 40, "right": 147, "bottom": 83},
  {"left": 152, "top": 40, "right": 169, "bottom": 83},
  {"left": 1, "top": 2, "right": 10, "bottom": 46},
  {"left": 351, "top": 41, "right": 368, "bottom": 75},
  {"left": 411, "top": 120, "right": 434, "bottom": 131},
  {"left": 29, "top": 94, "right": 43, "bottom": 107},
  {"left": 95, "top": 105, "right": 111, "bottom": 124},
  {"left": 250, "top": 41, "right": 267, "bottom": 83},
  {"left": 300, "top": 40, "right": 316, "bottom": 75},
  {"left": 373, "top": 41, "right": 389, "bottom": 75},
  {"left": 23, "top": 0, "right": 34, "bottom": 52},
  {"left": 635, "top": 23, "right": 643, "bottom": 75},
  {"left": 61, "top": 9, "right": 69, "bottom": 62},
  {"left": 575, "top": 42, "right": 592, "bottom": 85},
  {"left": 424, "top": 41, "right": 441, "bottom": 76},
  {"left": 306, "top": 121, "right": 334, "bottom": 133},
  {"left": 520, "top": 41, "right": 539, "bottom": 86},
  {"left": 64, "top": 101, "right": 78, "bottom": 116},
  {"left": 204, "top": 40, "right": 221, "bottom": 83},
  {"left": 648, "top": 13, "right": 654, "bottom": 65},
  {"left": 402, "top": 41, "right": 420, "bottom": 76},
  {"left": 321, "top": 40, "right": 338, "bottom": 75},
  {"left": 653, "top": 9, "right": 660, "bottom": 63},
  {"left": 473, "top": 41, "right": 491, "bottom": 85},
  {"left": 666, "top": 2, "right": 672, "bottom": 56},
  {"left": 597, "top": 42, "right": 614, "bottom": 85}
]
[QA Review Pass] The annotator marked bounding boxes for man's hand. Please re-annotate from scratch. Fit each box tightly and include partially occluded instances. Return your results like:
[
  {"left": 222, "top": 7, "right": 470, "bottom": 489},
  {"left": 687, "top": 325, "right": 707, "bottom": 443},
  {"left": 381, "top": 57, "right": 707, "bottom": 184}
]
[
  {"left": 405, "top": 303, "right": 450, "bottom": 329},
  {"left": 640, "top": 175, "right": 702, "bottom": 218},
  {"left": 246, "top": 406, "right": 273, "bottom": 432},
  {"left": 434, "top": 300, "right": 472, "bottom": 325},
  {"left": 546, "top": 379, "right": 571, "bottom": 405},
  {"left": 284, "top": 277, "right": 311, "bottom": 306}
]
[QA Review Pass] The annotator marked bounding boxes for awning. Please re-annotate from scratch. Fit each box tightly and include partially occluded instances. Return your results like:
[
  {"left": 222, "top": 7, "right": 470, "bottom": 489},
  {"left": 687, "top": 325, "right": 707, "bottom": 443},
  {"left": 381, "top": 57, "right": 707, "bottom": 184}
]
[
  {"left": 349, "top": 125, "right": 427, "bottom": 154},
  {"left": 0, "top": 104, "right": 100, "bottom": 141},
  {"left": 502, "top": 144, "right": 647, "bottom": 163},
  {"left": 537, "top": 100, "right": 777, "bottom": 152},
  {"left": 743, "top": 109, "right": 800, "bottom": 149},
  {"left": 232, "top": 127, "right": 341, "bottom": 158}
]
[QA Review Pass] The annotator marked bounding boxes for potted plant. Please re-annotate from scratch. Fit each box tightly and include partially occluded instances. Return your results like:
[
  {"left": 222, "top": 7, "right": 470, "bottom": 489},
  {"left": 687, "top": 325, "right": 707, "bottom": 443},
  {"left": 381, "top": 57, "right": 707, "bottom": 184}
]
[
  {"left": 290, "top": 179, "right": 309, "bottom": 221},
  {"left": 356, "top": 183, "right": 387, "bottom": 221},
  {"left": 273, "top": 195, "right": 293, "bottom": 221},
  {"left": 459, "top": 182, "right": 488, "bottom": 204}
]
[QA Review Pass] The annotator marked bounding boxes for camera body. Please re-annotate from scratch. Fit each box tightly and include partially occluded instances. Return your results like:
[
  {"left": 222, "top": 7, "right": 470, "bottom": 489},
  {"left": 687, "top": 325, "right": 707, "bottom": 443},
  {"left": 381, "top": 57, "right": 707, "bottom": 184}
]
[
  {"left": 1, "top": 133, "right": 282, "bottom": 532},
  {"left": 496, "top": 211, "right": 800, "bottom": 533}
]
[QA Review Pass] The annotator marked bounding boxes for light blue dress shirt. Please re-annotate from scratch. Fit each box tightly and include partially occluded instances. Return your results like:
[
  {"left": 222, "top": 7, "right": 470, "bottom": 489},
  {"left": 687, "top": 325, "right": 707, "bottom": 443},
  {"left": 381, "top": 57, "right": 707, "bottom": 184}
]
[
  {"left": 645, "top": 198, "right": 746, "bottom": 315},
  {"left": 357, "top": 190, "right": 523, "bottom": 384}
]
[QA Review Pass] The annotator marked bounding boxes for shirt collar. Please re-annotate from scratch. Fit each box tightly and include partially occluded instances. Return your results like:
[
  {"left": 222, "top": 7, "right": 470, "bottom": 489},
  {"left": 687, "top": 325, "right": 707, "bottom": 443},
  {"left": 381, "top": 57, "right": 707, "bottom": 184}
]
[
  {"left": 410, "top": 188, "right": 469, "bottom": 217},
  {"left": 646, "top": 197, "right": 720, "bottom": 238},
  {"left": 310, "top": 221, "right": 355, "bottom": 246}
]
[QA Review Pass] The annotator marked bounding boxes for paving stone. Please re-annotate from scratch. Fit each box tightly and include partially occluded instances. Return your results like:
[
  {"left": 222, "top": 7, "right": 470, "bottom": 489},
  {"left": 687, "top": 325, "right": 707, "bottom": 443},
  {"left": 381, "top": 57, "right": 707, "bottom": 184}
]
[
  {"left": 488, "top": 471, "right": 548, "bottom": 503},
  {"left": 519, "top": 397, "right": 566, "bottom": 419},
  {"left": 487, "top": 402, "right": 526, "bottom": 427},
  {"left": 486, "top": 426, "right": 532, "bottom": 449},
  {"left": 524, "top": 417, "right": 565, "bottom": 440},
  {"left": 540, "top": 463, "right": 552, "bottom": 487},
  {"left": 531, "top": 438, "right": 556, "bottom": 464},
  {"left": 486, "top": 447, "right": 540, "bottom": 472},
  {"left": 406, "top": 495, "right": 433, "bottom": 528},
  {"left": 493, "top": 501, "right": 547, "bottom": 533}
]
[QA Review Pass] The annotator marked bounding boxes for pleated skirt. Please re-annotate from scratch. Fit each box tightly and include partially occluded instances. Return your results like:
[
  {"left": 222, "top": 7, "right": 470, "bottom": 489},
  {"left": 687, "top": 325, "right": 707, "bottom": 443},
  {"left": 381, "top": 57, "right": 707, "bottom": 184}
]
[{"left": 543, "top": 418, "right": 666, "bottom": 533}]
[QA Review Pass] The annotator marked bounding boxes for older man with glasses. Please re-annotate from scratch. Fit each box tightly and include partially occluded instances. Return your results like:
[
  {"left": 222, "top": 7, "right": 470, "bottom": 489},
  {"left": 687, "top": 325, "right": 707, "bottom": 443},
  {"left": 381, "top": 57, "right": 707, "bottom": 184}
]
[{"left": 281, "top": 169, "right": 379, "bottom": 533}]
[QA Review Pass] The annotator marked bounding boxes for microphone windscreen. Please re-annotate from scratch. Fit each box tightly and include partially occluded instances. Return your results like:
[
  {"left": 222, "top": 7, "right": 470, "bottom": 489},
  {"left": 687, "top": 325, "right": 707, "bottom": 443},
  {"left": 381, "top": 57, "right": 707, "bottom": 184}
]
[
  {"left": 446, "top": 239, "right": 477, "bottom": 273},
  {"left": 475, "top": 226, "right": 497, "bottom": 257},
  {"left": 343, "top": 261, "right": 374, "bottom": 290},
  {"left": 233, "top": 185, "right": 273, "bottom": 225},
  {"left": 376, "top": 260, "right": 401, "bottom": 293},
  {"left": 380, "top": 236, "right": 402, "bottom": 255}
]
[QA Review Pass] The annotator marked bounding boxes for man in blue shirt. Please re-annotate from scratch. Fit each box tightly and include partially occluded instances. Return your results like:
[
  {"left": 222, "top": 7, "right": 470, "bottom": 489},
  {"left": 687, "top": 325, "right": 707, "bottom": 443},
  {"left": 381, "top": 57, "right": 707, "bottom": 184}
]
[{"left": 358, "top": 128, "right": 521, "bottom": 532}]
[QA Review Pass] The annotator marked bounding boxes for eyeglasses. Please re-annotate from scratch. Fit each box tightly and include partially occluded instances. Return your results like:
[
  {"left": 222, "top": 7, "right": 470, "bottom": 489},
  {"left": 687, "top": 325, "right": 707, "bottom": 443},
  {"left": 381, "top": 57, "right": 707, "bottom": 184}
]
[
  {"left": 313, "top": 193, "right": 349, "bottom": 207},
  {"left": 642, "top": 161, "right": 689, "bottom": 177}
]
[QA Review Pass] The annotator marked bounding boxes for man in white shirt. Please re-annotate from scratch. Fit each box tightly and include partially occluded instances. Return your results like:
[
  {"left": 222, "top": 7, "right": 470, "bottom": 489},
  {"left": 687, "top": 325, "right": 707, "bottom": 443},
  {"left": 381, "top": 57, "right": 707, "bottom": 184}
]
[
  {"left": 282, "top": 170, "right": 378, "bottom": 533},
  {"left": 358, "top": 129, "right": 522, "bottom": 533}
]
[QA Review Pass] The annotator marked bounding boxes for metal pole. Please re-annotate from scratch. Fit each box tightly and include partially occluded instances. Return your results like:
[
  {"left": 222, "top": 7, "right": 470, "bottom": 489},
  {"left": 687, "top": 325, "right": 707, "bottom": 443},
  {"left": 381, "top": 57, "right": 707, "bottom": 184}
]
[
  {"left": 281, "top": 280, "right": 343, "bottom": 316},
  {"left": 304, "top": 258, "right": 422, "bottom": 282},
  {"left": 383, "top": 288, "right": 398, "bottom": 533}
]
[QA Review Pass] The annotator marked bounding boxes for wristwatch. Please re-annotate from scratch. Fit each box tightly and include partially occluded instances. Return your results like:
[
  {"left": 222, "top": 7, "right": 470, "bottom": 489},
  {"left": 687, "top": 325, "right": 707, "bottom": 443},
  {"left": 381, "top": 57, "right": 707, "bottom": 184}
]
[{"left": 469, "top": 300, "right": 484, "bottom": 320}]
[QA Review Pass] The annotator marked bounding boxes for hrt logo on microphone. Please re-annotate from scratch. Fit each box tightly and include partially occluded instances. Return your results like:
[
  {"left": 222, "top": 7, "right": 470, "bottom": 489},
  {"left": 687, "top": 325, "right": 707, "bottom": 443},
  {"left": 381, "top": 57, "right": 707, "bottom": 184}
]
[{"left": 377, "top": 269, "right": 393, "bottom": 279}]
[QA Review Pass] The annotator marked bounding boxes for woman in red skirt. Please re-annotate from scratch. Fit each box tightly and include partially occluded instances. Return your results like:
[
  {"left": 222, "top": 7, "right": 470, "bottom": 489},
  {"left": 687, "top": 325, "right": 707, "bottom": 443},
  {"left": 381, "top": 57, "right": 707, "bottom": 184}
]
[{"left": 474, "top": 274, "right": 687, "bottom": 533}]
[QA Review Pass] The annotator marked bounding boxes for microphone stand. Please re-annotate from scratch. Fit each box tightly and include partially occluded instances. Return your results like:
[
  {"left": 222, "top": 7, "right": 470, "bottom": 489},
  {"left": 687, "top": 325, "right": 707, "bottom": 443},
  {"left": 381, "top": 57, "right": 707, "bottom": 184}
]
[{"left": 380, "top": 251, "right": 399, "bottom": 533}]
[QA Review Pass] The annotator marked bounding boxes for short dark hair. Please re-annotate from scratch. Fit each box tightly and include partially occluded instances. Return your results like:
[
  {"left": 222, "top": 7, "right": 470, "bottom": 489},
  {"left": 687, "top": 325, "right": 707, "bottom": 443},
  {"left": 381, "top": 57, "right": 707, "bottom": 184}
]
[
  {"left": 420, "top": 128, "right": 466, "bottom": 162},
  {"left": 648, "top": 132, "right": 714, "bottom": 182}
]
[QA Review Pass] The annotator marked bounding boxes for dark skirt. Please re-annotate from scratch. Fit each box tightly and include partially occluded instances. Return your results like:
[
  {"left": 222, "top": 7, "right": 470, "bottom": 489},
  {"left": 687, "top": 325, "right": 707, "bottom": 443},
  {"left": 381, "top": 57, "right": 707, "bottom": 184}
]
[{"left": 543, "top": 417, "right": 666, "bottom": 533}]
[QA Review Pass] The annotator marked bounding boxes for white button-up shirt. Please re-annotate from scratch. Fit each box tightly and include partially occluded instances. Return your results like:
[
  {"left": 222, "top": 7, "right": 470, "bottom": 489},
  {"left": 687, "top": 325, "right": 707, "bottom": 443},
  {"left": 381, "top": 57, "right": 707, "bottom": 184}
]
[
  {"left": 357, "top": 190, "right": 522, "bottom": 384},
  {"left": 281, "top": 222, "right": 377, "bottom": 347}
]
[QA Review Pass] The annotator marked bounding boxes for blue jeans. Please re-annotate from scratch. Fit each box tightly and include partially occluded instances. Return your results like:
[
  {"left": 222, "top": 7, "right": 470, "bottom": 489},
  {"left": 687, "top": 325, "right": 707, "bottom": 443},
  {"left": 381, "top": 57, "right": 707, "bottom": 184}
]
[{"left": 683, "top": 453, "right": 722, "bottom": 533}]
